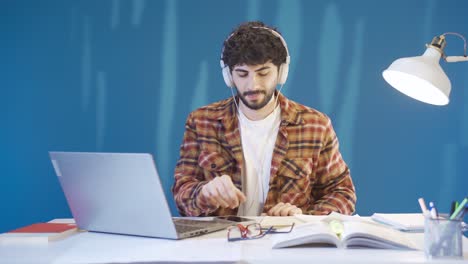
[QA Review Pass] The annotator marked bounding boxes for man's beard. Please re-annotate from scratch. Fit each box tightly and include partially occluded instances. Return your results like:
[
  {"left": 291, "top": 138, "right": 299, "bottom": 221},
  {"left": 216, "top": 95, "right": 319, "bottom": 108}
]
[{"left": 236, "top": 88, "right": 275, "bottom": 110}]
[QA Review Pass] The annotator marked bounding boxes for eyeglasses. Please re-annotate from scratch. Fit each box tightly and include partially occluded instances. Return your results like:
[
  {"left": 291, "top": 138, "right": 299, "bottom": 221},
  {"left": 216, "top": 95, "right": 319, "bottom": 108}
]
[{"left": 227, "top": 222, "right": 295, "bottom": 242}]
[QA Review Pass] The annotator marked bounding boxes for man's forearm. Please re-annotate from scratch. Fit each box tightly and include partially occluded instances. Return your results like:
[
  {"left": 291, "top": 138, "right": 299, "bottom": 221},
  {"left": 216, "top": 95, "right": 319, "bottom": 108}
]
[
  {"left": 308, "top": 187, "right": 356, "bottom": 215},
  {"left": 307, "top": 169, "right": 356, "bottom": 215},
  {"left": 173, "top": 169, "right": 221, "bottom": 216}
]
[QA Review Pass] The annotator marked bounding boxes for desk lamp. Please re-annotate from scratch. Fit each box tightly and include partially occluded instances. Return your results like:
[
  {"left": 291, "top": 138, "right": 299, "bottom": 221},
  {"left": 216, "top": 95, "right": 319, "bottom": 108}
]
[{"left": 382, "top": 32, "right": 468, "bottom": 105}]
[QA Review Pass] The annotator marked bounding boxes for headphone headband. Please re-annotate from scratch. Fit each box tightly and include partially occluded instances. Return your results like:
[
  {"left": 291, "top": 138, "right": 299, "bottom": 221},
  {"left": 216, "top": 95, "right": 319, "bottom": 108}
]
[{"left": 251, "top": 27, "right": 291, "bottom": 65}]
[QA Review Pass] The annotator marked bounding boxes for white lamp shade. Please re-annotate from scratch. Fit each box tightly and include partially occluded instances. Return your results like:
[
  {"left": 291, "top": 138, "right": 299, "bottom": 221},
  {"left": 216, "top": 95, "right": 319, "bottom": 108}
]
[{"left": 382, "top": 47, "right": 451, "bottom": 105}]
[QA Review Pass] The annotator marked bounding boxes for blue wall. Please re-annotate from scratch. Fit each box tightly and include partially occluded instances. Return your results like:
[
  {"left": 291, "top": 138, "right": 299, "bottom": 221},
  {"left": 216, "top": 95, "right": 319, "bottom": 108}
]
[{"left": 1, "top": 0, "right": 467, "bottom": 233}]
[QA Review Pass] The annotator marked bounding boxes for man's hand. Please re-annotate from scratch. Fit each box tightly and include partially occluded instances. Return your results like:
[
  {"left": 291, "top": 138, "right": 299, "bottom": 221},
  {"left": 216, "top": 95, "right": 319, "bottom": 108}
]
[
  {"left": 267, "top": 202, "right": 302, "bottom": 216},
  {"left": 200, "top": 175, "right": 246, "bottom": 209}
]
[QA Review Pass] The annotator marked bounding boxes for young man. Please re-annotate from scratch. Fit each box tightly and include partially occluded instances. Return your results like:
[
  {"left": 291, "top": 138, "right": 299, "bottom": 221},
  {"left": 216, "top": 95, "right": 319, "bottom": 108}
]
[{"left": 172, "top": 21, "right": 356, "bottom": 217}]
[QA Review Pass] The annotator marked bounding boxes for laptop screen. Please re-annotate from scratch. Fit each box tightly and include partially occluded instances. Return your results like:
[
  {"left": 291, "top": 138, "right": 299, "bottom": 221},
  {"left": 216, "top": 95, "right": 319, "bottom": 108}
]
[{"left": 50, "top": 152, "right": 179, "bottom": 238}]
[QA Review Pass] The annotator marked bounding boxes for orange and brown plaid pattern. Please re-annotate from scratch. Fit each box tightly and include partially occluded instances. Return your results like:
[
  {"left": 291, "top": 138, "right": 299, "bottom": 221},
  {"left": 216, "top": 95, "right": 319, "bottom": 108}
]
[{"left": 172, "top": 93, "right": 356, "bottom": 216}]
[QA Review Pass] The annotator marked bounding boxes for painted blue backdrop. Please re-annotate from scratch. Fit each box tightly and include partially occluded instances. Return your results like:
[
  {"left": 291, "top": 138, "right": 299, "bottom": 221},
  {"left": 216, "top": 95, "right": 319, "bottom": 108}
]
[{"left": 1, "top": 0, "right": 467, "bottom": 233}]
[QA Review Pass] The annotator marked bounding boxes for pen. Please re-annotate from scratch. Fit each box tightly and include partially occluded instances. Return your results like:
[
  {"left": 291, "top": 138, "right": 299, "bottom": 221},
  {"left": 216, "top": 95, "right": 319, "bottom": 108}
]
[
  {"left": 449, "top": 197, "right": 468, "bottom": 220},
  {"left": 429, "top": 202, "right": 438, "bottom": 219},
  {"left": 450, "top": 201, "right": 457, "bottom": 215},
  {"left": 458, "top": 206, "right": 468, "bottom": 220},
  {"left": 418, "top": 198, "right": 430, "bottom": 217}
]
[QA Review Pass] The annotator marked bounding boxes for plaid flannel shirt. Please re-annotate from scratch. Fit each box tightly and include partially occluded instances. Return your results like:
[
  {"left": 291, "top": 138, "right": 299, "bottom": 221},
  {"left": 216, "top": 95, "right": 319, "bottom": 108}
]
[{"left": 172, "top": 93, "right": 356, "bottom": 216}]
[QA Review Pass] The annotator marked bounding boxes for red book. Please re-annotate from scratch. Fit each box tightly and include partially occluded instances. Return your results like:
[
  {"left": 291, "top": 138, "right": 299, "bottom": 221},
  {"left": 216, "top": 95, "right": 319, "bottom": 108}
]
[
  {"left": 1, "top": 222, "right": 78, "bottom": 244},
  {"left": 9, "top": 223, "right": 77, "bottom": 233}
]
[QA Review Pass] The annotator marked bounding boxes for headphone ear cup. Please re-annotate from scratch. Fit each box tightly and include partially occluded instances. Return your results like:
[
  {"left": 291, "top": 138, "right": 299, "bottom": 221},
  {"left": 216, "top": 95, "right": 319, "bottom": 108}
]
[
  {"left": 277, "top": 63, "right": 289, "bottom": 85},
  {"left": 222, "top": 66, "right": 234, "bottom": 88}
]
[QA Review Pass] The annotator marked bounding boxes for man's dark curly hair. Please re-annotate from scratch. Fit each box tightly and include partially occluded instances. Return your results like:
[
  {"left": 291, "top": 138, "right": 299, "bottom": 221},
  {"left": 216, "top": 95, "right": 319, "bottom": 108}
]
[{"left": 221, "top": 21, "right": 288, "bottom": 71}]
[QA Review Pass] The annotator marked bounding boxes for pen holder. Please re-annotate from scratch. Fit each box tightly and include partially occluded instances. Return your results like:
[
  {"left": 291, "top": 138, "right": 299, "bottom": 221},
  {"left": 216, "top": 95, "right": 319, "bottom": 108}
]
[{"left": 424, "top": 217, "right": 467, "bottom": 259}]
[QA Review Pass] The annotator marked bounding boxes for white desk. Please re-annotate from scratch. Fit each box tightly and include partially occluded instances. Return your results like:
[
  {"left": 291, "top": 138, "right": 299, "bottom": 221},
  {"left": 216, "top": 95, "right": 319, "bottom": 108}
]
[{"left": 1, "top": 217, "right": 468, "bottom": 264}]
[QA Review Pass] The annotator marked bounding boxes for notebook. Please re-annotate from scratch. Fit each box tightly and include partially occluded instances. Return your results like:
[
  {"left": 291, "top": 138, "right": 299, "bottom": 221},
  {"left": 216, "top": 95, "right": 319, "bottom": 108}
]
[
  {"left": 49, "top": 151, "right": 233, "bottom": 239},
  {"left": 371, "top": 213, "right": 425, "bottom": 232}
]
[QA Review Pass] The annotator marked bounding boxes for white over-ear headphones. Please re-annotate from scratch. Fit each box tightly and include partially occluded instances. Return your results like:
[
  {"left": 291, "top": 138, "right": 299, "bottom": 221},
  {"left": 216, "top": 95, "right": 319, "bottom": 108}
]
[{"left": 220, "top": 26, "right": 291, "bottom": 88}]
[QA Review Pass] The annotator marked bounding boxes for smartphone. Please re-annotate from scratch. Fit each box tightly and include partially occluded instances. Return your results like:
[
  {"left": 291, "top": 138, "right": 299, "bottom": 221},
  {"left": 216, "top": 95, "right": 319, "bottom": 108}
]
[{"left": 217, "top": 215, "right": 255, "bottom": 223}]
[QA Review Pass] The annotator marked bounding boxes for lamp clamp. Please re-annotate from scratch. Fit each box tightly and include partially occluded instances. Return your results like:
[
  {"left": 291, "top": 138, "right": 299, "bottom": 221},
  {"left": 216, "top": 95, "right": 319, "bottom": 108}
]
[{"left": 426, "top": 32, "right": 468, "bottom": 63}]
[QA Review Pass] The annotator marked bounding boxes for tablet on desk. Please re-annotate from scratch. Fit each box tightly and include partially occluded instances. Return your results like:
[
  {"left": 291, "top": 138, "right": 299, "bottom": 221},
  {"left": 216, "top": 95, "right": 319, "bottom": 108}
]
[{"left": 217, "top": 216, "right": 256, "bottom": 224}]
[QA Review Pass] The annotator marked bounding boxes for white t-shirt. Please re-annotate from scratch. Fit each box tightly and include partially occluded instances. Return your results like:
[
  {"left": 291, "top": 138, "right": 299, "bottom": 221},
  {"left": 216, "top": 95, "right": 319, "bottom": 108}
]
[{"left": 237, "top": 105, "right": 281, "bottom": 216}]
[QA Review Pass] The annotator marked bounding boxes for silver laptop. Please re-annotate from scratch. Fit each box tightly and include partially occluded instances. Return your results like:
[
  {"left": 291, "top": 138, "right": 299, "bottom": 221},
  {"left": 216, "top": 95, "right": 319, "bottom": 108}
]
[{"left": 49, "top": 151, "right": 233, "bottom": 239}]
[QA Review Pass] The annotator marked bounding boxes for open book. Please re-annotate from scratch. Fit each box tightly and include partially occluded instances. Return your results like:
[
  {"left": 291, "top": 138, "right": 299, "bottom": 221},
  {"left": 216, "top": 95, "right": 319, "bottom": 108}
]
[{"left": 271, "top": 219, "right": 419, "bottom": 250}]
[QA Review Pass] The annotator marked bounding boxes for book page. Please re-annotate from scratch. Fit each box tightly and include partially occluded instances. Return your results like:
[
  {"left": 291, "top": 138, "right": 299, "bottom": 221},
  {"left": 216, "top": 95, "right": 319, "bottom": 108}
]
[
  {"left": 272, "top": 222, "right": 340, "bottom": 249},
  {"left": 341, "top": 221, "right": 419, "bottom": 249},
  {"left": 48, "top": 218, "right": 76, "bottom": 224}
]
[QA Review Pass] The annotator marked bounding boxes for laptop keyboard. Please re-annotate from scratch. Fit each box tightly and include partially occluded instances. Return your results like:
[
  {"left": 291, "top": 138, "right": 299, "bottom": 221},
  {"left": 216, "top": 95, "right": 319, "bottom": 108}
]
[{"left": 174, "top": 223, "right": 205, "bottom": 233}]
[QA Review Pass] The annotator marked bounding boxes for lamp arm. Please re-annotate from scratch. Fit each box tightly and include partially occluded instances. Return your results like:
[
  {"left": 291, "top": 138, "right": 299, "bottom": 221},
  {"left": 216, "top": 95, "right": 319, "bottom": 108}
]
[
  {"left": 441, "top": 32, "right": 467, "bottom": 62},
  {"left": 445, "top": 56, "right": 468, "bottom": 63}
]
